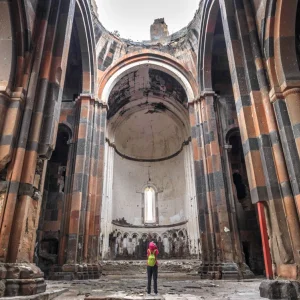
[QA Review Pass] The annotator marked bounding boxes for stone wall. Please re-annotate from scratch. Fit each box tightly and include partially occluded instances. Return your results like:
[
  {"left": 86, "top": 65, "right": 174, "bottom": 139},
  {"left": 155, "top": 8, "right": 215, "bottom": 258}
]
[{"left": 112, "top": 153, "right": 186, "bottom": 227}]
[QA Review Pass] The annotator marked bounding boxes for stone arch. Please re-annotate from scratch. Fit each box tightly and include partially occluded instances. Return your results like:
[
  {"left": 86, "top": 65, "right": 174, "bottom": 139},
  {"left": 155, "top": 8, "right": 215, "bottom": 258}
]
[
  {"left": 58, "top": 123, "right": 73, "bottom": 143},
  {"left": 10, "top": 0, "right": 30, "bottom": 89},
  {"left": 132, "top": 233, "right": 139, "bottom": 239},
  {"left": 225, "top": 127, "right": 240, "bottom": 144},
  {"left": 0, "top": 0, "right": 16, "bottom": 92},
  {"left": 74, "top": 0, "right": 96, "bottom": 94},
  {"left": 0, "top": 0, "right": 28, "bottom": 139},
  {"left": 197, "top": 0, "right": 220, "bottom": 92},
  {"left": 98, "top": 50, "right": 198, "bottom": 103},
  {"left": 273, "top": 0, "right": 300, "bottom": 90},
  {"left": 264, "top": 0, "right": 280, "bottom": 90}
]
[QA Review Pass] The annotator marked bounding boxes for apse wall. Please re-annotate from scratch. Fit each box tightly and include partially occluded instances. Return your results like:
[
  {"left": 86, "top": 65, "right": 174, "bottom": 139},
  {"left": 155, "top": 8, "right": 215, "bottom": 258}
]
[{"left": 112, "top": 152, "right": 186, "bottom": 227}]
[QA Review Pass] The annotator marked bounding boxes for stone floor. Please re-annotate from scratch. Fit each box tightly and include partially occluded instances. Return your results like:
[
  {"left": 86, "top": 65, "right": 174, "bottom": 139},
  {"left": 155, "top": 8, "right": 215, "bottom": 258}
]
[{"left": 47, "top": 273, "right": 264, "bottom": 300}]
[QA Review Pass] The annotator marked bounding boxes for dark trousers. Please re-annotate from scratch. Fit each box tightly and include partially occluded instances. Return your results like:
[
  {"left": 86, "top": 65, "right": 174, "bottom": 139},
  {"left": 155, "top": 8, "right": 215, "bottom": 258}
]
[{"left": 147, "top": 265, "right": 158, "bottom": 294}]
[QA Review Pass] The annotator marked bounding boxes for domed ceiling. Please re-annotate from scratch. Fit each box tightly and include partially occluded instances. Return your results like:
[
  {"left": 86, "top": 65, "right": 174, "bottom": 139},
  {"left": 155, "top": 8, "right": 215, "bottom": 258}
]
[
  {"left": 107, "top": 66, "right": 190, "bottom": 161},
  {"left": 114, "top": 107, "right": 185, "bottom": 161},
  {"left": 107, "top": 66, "right": 188, "bottom": 119}
]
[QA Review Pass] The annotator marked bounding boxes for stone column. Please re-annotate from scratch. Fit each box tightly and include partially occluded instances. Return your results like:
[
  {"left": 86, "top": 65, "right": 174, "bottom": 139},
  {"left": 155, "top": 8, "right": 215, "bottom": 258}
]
[
  {"left": 189, "top": 101, "right": 212, "bottom": 265},
  {"left": 100, "top": 141, "right": 115, "bottom": 259},
  {"left": 273, "top": 88, "right": 300, "bottom": 216},
  {"left": 39, "top": 0, "right": 76, "bottom": 159},
  {"left": 84, "top": 102, "right": 107, "bottom": 264},
  {"left": 220, "top": 0, "right": 300, "bottom": 279},
  {"left": 0, "top": 1, "right": 53, "bottom": 296},
  {"left": 0, "top": 1, "right": 77, "bottom": 295},
  {"left": 52, "top": 96, "right": 103, "bottom": 280},
  {"left": 183, "top": 142, "right": 200, "bottom": 258},
  {"left": 190, "top": 95, "right": 249, "bottom": 279}
]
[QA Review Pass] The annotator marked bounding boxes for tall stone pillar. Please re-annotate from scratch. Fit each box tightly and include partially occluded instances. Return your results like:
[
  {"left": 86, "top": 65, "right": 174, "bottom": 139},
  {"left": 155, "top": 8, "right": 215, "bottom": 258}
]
[
  {"left": 50, "top": 96, "right": 106, "bottom": 280},
  {"left": 220, "top": 0, "right": 300, "bottom": 279},
  {"left": 190, "top": 95, "right": 251, "bottom": 279},
  {"left": 0, "top": 0, "right": 76, "bottom": 296},
  {"left": 84, "top": 102, "right": 107, "bottom": 263},
  {"left": 189, "top": 101, "right": 212, "bottom": 264},
  {"left": 273, "top": 89, "right": 300, "bottom": 216}
]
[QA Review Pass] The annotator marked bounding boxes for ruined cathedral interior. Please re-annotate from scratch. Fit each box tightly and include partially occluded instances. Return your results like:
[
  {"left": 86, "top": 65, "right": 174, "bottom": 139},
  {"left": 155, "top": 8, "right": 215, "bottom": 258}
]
[{"left": 0, "top": 0, "right": 300, "bottom": 298}]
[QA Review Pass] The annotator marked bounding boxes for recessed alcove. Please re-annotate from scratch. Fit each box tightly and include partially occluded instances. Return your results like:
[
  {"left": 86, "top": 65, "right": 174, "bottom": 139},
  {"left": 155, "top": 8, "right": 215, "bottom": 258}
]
[{"left": 101, "top": 62, "right": 199, "bottom": 260}]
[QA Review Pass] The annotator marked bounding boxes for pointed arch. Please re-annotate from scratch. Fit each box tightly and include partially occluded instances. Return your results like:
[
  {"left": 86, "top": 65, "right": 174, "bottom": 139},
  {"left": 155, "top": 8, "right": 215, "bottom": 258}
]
[
  {"left": 197, "top": 0, "right": 220, "bottom": 93},
  {"left": 74, "top": 0, "right": 96, "bottom": 94}
]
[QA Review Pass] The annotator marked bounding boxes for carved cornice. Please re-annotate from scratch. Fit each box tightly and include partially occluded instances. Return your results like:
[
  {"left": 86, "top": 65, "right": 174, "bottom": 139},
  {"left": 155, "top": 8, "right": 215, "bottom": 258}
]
[
  {"left": 112, "top": 219, "right": 188, "bottom": 228},
  {"left": 270, "top": 86, "right": 300, "bottom": 103},
  {"left": 106, "top": 137, "right": 192, "bottom": 162},
  {"left": 269, "top": 87, "right": 284, "bottom": 103},
  {"left": 282, "top": 88, "right": 300, "bottom": 98},
  {"left": 96, "top": 99, "right": 109, "bottom": 109}
]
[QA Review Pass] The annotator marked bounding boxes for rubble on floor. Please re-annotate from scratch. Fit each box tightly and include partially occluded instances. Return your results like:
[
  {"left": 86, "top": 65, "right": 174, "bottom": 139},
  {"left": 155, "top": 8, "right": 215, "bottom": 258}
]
[{"left": 47, "top": 274, "right": 264, "bottom": 300}]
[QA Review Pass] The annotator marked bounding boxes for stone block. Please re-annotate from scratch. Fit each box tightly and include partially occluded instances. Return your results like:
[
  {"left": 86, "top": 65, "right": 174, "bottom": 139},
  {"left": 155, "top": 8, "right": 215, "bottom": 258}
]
[
  {"left": 6, "top": 265, "right": 20, "bottom": 279},
  {"left": 19, "top": 279, "right": 37, "bottom": 296},
  {"left": 277, "top": 264, "right": 298, "bottom": 280},
  {"left": 20, "top": 266, "right": 34, "bottom": 279},
  {"left": 62, "top": 264, "right": 78, "bottom": 272},
  {"left": 5, "top": 280, "right": 19, "bottom": 297},
  {"left": 291, "top": 281, "right": 300, "bottom": 295},
  {"left": 0, "top": 279, "right": 5, "bottom": 297},
  {"left": 78, "top": 264, "right": 84, "bottom": 272},
  {"left": 0, "top": 265, "right": 7, "bottom": 279},
  {"left": 259, "top": 280, "right": 299, "bottom": 299},
  {"left": 260, "top": 281, "right": 281, "bottom": 299},
  {"left": 279, "top": 281, "right": 298, "bottom": 299},
  {"left": 36, "top": 279, "right": 46, "bottom": 294}
]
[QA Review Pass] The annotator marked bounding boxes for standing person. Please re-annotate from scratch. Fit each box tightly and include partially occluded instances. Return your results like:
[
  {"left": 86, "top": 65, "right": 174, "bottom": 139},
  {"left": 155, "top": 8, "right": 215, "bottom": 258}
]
[{"left": 147, "top": 241, "right": 159, "bottom": 295}]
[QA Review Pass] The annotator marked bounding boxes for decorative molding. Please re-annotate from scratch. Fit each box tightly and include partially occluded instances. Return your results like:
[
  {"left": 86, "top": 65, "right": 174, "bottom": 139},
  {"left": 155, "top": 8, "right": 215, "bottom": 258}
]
[
  {"left": 106, "top": 137, "right": 191, "bottom": 162},
  {"left": 111, "top": 219, "right": 188, "bottom": 228},
  {"left": 282, "top": 88, "right": 300, "bottom": 98}
]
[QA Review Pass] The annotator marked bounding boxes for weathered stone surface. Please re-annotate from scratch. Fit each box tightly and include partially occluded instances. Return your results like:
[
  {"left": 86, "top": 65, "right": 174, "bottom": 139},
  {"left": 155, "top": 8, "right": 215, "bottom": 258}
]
[
  {"left": 20, "top": 279, "right": 37, "bottom": 296},
  {"left": 0, "top": 279, "right": 5, "bottom": 297},
  {"left": 6, "top": 266, "right": 20, "bottom": 279},
  {"left": 62, "top": 264, "right": 79, "bottom": 273},
  {"left": 259, "top": 280, "right": 299, "bottom": 299},
  {"left": 5, "top": 280, "right": 19, "bottom": 297},
  {"left": 0, "top": 265, "right": 7, "bottom": 279}
]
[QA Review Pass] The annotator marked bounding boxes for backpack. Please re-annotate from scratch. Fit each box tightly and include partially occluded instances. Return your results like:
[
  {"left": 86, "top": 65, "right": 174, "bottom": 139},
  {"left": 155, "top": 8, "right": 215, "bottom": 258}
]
[{"left": 147, "top": 250, "right": 156, "bottom": 267}]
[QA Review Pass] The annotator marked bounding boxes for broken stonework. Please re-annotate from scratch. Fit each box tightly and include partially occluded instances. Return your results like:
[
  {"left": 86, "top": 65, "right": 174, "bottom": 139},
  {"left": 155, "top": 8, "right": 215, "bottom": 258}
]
[
  {"left": 260, "top": 280, "right": 300, "bottom": 299},
  {"left": 150, "top": 18, "right": 169, "bottom": 41},
  {"left": 0, "top": 280, "right": 5, "bottom": 297}
]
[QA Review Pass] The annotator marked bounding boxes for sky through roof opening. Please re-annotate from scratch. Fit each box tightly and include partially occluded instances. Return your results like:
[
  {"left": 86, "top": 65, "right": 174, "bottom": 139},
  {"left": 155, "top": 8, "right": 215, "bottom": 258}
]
[{"left": 97, "top": 0, "right": 200, "bottom": 41}]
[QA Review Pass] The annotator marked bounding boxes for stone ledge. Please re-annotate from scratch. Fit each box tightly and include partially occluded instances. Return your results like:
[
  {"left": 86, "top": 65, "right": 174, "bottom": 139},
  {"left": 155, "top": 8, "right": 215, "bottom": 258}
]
[
  {"left": 0, "top": 263, "right": 46, "bottom": 297},
  {"left": 48, "top": 264, "right": 102, "bottom": 281},
  {"left": 198, "top": 262, "right": 254, "bottom": 280},
  {"left": 259, "top": 280, "right": 300, "bottom": 299},
  {"left": 1, "top": 288, "right": 68, "bottom": 300}
]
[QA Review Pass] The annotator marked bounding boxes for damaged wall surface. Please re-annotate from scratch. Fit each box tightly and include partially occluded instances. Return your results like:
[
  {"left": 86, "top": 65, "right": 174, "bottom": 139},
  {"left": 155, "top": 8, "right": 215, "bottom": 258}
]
[{"left": 107, "top": 227, "right": 190, "bottom": 260}]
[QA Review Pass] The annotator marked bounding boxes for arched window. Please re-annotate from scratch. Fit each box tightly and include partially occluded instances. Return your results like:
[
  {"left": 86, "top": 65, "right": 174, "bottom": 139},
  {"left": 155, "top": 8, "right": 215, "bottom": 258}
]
[{"left": 144, "top": 187, "right": 156, "bottom": 223}]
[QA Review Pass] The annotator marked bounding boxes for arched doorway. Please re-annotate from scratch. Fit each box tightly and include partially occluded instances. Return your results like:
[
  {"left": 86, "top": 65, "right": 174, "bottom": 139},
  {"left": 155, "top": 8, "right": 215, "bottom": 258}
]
[{"left": 36, "top": 125, "right": 71, "bottom": 276}]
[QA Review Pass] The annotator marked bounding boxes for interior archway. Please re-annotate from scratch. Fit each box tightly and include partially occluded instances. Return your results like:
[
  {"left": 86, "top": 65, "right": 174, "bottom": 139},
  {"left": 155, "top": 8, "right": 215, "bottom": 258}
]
[{"left": 101, "top": 61, "right": 199, "bottom": 260}]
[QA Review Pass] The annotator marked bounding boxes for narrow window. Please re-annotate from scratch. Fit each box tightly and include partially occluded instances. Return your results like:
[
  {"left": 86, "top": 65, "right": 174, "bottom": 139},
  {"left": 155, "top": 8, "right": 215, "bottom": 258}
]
[{"left": 144, "top": 187, "right": 155, "bottom": 223}]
